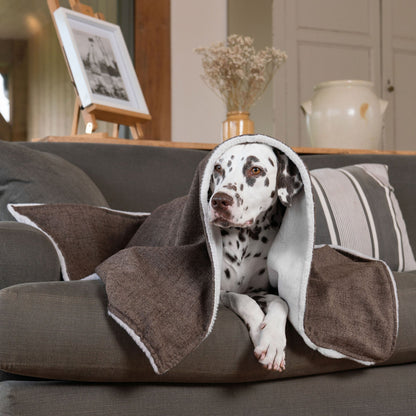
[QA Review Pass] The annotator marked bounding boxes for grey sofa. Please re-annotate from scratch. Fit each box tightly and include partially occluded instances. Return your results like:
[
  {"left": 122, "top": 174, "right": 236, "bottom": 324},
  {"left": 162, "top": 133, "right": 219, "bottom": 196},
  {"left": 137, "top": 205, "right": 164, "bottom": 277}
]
[{"left": 0, "top": 140, "right": 415, "bottom": 415}]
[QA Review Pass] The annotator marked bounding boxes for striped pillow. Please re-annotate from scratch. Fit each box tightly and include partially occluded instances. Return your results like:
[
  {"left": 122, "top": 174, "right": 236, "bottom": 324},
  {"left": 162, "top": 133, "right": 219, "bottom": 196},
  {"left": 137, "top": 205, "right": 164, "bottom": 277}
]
[{"left": 311, "top": 163, "right": 416, "bottom": 272}]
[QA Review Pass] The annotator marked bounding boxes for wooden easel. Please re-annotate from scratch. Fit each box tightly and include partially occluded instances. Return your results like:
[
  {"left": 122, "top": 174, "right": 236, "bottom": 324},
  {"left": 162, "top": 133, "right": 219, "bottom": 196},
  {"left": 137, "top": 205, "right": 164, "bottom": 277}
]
[{"left": 47, "top": 0, "right": 151, "bottom": 139}]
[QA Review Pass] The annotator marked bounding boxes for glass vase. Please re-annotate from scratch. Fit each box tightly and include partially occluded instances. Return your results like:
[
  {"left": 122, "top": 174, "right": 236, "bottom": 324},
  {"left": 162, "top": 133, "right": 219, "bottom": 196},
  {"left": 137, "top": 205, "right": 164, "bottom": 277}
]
[{"left": 222, "top": 111, "right": 254, "bottom": 141}]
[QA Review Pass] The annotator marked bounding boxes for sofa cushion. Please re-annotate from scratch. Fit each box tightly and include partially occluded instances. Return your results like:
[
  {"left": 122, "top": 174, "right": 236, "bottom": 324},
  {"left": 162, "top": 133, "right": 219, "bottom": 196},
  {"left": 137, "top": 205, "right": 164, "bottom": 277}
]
[
  {"left": 311, "top": 163, "right": 416, "bottom": 271},
  {"left": 0, "top": 140, "right": 109, "bottom": 221},
  {"left": 0, "top": 272, "right": 414, "bottom": 383},
  {"left": 0, "top": 222, "right": 60, "bottom": 289},
  {"left": 8, "top": 204, "right": 148, "bottom": 281}
]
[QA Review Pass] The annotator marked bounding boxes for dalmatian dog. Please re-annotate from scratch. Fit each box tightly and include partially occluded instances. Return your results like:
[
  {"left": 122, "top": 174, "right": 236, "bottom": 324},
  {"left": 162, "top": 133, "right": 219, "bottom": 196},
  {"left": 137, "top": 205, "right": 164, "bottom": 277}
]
[{"left": 208, "top": 143, "right": 303, "bottom": 372}]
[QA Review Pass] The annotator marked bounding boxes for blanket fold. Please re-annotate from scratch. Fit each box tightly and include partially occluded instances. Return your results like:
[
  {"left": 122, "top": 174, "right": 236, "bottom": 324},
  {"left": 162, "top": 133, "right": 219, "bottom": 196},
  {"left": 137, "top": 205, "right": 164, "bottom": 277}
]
[{"left": 96, "top": 135, "right": 398, "bottom": 374}]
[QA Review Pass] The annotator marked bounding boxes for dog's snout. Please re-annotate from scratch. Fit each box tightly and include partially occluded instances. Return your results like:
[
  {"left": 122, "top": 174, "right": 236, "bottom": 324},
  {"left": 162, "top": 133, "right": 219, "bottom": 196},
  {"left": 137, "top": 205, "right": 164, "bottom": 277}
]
[{"left": 211, "top": 192, "right": 233, "bottom": 210}]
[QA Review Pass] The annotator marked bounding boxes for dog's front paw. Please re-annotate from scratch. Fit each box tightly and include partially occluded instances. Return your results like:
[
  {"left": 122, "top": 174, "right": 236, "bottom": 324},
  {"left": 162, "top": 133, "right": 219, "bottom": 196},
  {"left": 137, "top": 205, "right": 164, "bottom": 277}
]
[{"left": 253, "top": 321, "right": 286, "bottom": 372}]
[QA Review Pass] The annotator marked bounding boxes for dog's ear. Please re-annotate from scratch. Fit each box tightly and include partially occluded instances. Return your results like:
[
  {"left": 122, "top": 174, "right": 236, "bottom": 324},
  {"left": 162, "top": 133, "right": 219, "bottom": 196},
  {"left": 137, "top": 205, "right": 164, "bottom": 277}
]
[{"left": 274, "top": 151, "right": 303, "bottom": 207}]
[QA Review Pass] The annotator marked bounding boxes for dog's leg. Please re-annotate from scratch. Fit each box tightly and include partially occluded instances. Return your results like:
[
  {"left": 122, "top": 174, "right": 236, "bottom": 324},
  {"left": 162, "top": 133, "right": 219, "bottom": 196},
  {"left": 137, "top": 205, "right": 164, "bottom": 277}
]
[
  {"left": 220, "top": 291, "right": 265, "bottom": 347},
  {"left": 253, "top": 294, "right": 288, "bottom": 372}
]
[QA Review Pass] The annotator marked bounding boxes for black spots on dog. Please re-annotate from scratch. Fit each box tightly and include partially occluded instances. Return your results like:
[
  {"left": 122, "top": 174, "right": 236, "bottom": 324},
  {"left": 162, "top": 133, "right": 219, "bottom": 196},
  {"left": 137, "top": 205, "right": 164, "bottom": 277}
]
[
  {"left": 247, "top": 155, "right": 259, "bottom": 163},
  {"left": 243, "top": 155, "right": 263, "bottom": 187},
  {"left": 235, "top": 193, "right": 243, "bottom": 207},
  {"left": 245, "top": 175, "right": 256, "bottom": 187},
  {"left": 258, "top": 268, "right": 266, "bottom": 275},
  {"left": 225, "top": 252, "right": 238, "bottom": 263},
  {"left": 225, "top": 268, "right": 231, "bottom": 279},
  {"left": 238, "top": 230, "right": 246, "bottom": 242},
  {"left": 220, "top": 229, "right": 229, "bottom": 236},
  {"left": 260, "top": 206, "right": 274, "bottom": 225},
  {"left": 261, "top": 236, "right": 268, "bottom": 244},
  {"left": 253, "top": 252, "right": 262, "bottom": 258},
  {"left": 264, "top": 177, "right": 270, "bottom": 187},
  {"left": 213, "top": 164, "right": 225, "bottom": 181},
  {"left": 268, "top": 157, "right": 275, "bottom": 167},
  {"left": 270, "top": 190, "right": 275, "bottom": 199},
  {"left": 236, "top": 240, "right": 240, "bottom": 249},
  {"left": 248, "top": 226, "right": 261, "bottom": 240},
  {"left": 224, "top": 183, "right": 237, "bottom": 191},
  {"left": 227, "top": 160, "right": 232, "bottom": 168},
  {"left": 240, "top": 184, "right": 244, "bottom": 192}
]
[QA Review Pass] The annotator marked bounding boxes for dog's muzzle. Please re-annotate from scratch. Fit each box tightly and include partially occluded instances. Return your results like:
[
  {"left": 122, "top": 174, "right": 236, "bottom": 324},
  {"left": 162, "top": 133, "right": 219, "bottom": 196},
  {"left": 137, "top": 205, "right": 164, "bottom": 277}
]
[
  {"left": 210, "top": 192, "right": 254, "bottom": 228},
  {"left": 210, "top": 192, "right": 233, "bottom": 227}
]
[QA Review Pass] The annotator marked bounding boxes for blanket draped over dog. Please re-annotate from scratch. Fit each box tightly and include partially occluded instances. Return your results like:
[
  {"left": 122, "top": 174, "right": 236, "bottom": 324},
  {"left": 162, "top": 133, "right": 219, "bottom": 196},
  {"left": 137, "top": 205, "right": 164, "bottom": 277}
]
[{"left": 96, "top": 135, "right": 398, "bottom": 374}]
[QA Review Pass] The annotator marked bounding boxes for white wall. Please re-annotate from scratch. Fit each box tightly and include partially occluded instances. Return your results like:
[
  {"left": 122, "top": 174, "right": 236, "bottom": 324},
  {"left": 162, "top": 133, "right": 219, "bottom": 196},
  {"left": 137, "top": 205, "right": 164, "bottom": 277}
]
[
  {"left": 228, "top": 0, "right": 274, "bottom": 138},
  {"left": 171, "top": 0, "right": 227, "bottom": 144}
]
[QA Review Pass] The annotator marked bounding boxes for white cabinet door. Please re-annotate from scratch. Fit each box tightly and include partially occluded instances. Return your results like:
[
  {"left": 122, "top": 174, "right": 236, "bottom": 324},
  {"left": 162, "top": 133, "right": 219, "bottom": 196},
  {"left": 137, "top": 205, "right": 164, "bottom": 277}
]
[
  {"left": 274, "top": 0, "right": 381, "bottom": 148},
  {"left": 382, "top": 0, "right": 416, "bottom": 151}
]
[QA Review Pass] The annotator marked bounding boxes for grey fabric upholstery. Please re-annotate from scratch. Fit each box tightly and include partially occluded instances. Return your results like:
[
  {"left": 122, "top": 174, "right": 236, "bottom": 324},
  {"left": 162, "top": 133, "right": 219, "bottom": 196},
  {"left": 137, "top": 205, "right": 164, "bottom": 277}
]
[
  {"left": 0, "top": 142, "right": 415, "bottom": 415},
  {"left": 0, "top": 273, "right": 415, "bottom": 383},
  {"left": 0, "top": 222, "right": 60, "bottom": 289},
  {"left": 0, "top": 141, "right": 108, "bottom": 220},
  {"left": 1, "top": 364, "right": 416, "bottom": 416},
  {"left": 23, "top": 142, "right": 209, "bottom": 212}
]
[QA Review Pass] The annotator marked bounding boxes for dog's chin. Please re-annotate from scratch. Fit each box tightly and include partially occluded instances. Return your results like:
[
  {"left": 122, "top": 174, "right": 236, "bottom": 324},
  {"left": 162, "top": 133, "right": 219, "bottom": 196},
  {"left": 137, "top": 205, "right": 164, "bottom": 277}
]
[
  {"left": 212, "top": 218, "right": 233, "bottom": 228},
  {"left": 211, "top": 216, "right": 254, "bottom": 229}
]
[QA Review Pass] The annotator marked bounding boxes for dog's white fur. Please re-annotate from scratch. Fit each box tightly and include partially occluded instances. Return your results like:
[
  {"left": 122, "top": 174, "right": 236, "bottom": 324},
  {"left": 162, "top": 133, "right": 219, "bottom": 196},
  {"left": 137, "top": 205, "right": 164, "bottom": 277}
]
[{"left": 208, "top": 143, "right": 301, "bottom": 371}]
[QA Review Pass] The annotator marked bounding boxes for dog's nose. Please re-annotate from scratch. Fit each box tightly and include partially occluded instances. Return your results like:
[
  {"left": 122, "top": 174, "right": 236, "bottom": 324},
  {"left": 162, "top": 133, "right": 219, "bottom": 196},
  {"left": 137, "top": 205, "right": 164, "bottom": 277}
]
[{"left": 211, "top": 192, "right": 233, "bottom": 210}]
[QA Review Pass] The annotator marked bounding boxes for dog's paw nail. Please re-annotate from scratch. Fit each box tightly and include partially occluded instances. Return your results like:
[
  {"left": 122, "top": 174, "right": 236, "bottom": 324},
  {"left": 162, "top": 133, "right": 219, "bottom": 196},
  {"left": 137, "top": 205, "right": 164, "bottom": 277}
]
[{"left": 260, "top": 322, "right": 267, "bottom": 329}]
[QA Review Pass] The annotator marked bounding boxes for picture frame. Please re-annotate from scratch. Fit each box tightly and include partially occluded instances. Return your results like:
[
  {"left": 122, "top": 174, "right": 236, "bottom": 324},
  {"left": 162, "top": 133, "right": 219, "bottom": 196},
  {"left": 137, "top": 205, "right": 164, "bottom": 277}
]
[{"left": 53, "top": 7, "right": 150, "bottom": 117}]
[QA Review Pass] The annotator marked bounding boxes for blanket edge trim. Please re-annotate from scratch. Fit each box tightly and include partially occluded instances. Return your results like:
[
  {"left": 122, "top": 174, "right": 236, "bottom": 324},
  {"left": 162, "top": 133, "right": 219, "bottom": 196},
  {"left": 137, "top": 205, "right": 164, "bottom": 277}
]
[{"left": 108, "top": 310, "right": 161, "bottom": 374}]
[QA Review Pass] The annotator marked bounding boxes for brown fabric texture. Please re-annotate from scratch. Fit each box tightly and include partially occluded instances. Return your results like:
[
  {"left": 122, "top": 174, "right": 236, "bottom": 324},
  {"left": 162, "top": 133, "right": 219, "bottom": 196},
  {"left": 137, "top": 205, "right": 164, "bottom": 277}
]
[
  {"left": 9, "top": 204, "right": 148, "bottom": 281},
  {"left": 306, "top": 246, "right": 398, "bottom": 363},
  {"left": 96, "top": 136, "right": 398, "bottom": 374},
  {"left": 97, "top": 160, "right": 215, "bottom": 373}
]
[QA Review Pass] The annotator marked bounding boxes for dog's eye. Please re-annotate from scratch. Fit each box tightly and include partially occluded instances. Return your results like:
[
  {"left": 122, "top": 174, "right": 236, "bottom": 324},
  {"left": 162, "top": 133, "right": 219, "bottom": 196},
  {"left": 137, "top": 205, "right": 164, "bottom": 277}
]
[
  {"left": 214, "top": 164, "right": 222, "bottom": 173},
  {"left": 249, "top": 166, "right": 263, "bottom": 176}
]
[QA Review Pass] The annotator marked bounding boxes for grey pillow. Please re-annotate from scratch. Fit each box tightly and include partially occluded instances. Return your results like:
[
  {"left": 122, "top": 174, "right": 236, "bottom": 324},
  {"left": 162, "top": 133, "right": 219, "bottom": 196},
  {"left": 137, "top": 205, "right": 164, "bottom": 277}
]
[
  {"left": 0, "top": 140, "right": 109, "bottom": 220},
  {"left": 311, "top": 163, "right": 416, "bottom": 272}
]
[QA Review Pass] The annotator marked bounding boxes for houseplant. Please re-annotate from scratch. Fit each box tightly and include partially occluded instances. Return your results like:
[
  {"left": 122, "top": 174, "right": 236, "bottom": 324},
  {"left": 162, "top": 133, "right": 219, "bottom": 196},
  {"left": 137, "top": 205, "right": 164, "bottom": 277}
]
[{"left": 195, "top": 34, "right": 287, "bottom": 140}]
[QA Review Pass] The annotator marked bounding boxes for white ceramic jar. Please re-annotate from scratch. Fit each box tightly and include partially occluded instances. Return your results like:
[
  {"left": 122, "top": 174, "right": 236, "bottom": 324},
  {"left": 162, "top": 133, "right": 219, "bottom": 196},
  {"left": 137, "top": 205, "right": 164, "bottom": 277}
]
[{"left": 302, "top": 80, "right": 388, "bottom": 150}]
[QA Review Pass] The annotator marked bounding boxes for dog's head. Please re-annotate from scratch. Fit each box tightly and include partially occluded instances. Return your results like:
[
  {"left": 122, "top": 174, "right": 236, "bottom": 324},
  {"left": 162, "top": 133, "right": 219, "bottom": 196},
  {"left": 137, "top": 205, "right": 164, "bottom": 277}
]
[{"left": 208, "top": 143, "right": 302, "bottom": 228}]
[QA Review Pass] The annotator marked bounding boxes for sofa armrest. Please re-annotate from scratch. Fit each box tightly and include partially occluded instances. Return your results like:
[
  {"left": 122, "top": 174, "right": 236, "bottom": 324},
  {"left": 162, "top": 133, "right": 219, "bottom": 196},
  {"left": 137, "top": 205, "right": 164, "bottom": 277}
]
[{"left": 0, "top": 222, "right": 61, "bottom": 289}]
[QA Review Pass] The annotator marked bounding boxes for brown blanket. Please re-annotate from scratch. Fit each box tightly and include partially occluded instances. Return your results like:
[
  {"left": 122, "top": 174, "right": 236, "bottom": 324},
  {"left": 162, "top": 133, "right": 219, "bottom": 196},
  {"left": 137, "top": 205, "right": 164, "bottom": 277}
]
[{"left": 96, "top": 135, "right": 398, "bottom": 374}]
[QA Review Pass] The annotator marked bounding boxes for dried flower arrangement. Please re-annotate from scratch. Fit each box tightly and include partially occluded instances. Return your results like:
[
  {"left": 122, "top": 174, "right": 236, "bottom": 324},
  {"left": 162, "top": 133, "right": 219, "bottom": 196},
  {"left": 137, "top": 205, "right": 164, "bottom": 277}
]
[{"left": 195, "top": 34, "right": 287, "bottom": 113}]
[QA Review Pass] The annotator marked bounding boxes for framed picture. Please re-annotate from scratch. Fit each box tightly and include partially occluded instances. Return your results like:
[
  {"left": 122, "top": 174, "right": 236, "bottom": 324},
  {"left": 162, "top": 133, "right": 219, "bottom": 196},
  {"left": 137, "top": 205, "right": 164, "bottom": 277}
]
[{"left": 53, "top": 7, "right": 149, "bottom": 116}]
